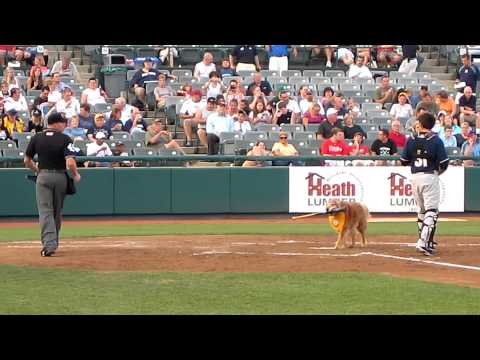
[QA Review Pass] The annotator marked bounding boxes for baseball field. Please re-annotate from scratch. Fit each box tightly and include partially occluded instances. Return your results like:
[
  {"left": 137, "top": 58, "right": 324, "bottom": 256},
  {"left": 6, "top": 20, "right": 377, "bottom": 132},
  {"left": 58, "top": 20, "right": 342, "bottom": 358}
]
[{"left": 1, "top": 214, "right": 480, "bottom": 315}]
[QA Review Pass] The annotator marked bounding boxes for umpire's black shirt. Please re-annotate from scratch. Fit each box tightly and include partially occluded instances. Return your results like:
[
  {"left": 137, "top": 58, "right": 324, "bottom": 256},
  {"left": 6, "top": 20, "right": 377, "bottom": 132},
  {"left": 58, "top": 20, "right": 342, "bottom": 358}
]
[{"left": 26, "top": 128, "right": 79, "bottom": 170}]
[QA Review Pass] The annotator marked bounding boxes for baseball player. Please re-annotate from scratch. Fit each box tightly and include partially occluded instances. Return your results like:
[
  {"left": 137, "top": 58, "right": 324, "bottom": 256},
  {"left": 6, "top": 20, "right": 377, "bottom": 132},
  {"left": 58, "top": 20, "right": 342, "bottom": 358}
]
[{"left": 400, "top": 112, "right": 449, "bottom": 256}]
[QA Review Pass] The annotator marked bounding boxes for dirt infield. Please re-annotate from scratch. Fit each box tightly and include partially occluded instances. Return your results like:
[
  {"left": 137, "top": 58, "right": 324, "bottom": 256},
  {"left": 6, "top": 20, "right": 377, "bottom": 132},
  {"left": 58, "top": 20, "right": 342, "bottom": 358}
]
[{"left": 1, "top": 234, "right": 480, "bottom": 288}]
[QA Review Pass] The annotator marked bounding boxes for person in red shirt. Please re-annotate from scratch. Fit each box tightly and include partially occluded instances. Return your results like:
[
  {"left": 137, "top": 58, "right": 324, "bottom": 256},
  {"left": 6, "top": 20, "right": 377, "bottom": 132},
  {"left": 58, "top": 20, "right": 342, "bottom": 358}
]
[
  {"left": 321, "top": 127, "right": 350, "bottom": 166},
  {"left": 349, "top": 132, "right": 374, "bottom": 166},
  {"left": 388, "top": 118, "right": 407, "bottom": 148}
]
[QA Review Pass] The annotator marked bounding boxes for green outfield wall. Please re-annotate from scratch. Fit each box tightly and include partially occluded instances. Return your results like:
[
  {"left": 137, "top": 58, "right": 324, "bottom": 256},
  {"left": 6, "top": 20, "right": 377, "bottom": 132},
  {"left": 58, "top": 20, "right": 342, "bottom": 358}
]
[{"left": 0, "top": 167, "right": 478, "bottom": 216}]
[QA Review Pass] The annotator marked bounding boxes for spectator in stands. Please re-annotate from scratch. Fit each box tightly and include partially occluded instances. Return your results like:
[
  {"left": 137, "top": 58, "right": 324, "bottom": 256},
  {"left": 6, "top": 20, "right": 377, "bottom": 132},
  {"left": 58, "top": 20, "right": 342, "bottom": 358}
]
[
  {"left": 271, "top": 131, "right": 300, "bottom": 166},
  {"left": 455, "top": 54, "right": 480, "bottom": 104},
  {"left": 336, "top": 46, "right": 357, "bottom": 67},
  {"left": 389, "top": 92, "right": 413, "bottom": 118},
  {"left": 321, "top": 127, "right": 349, "bottom": 166},
  {"left": 456, "top": 121, "right": 472, "bottom": 149},
  {"left": 3, "top": 47, "right": 49, "bottom": 69},
  {"left": 272, "top": 101, "right": 293, "bottom": 125},
  {"left": 225, "top": 79, "right": 245, "bottom": 103},
  {"left": 398, "top": 45, "right": 420, "bottom": 76},
  {"left": 4, "top": 88, "right": 28, "bottom": 113},
  {"left": 0, "top": 115, "right": 7, "bottom": 139},
  {"left": 374, "top": 75, "right": 396, "bottom": 106},
  {"left": 81, "top": 77, "right": 107, "bottom": 106},
  {"left": 85, "top": 131, "right": 112, "bottom": 167},
  {"left": 86, "top": 113, "right": 112, "bottom": 141},
  {"left": 27, "top": 67, "right": 44, "bottom": 91},
  {"left": 409, "top": 85, "right": 429, "bottom": 108},
  {"left": 234, "top": 110, "right": 252, "bottom": 134},
  {"left": 347, "top": 97, "right": 361, "bottom": 117},
  {"left": 195, "top": 97, "right": 217, "bottom": 146},
  {"left": 158, "top": 46, "right": 178, "bottom": 67},
  {"left": 324, "top": 93, "right": 348, "bottom": 119},
  {"left": 246, "top": 72, "right": 273, "bottom": 97},
  {"left": 145, "top": 119, "right": 185, "bottom": 153},
  {"left": 203, "top": 71, "right": 226, "bottom": 99},
  {"left": 206, "top": 101, "right": 234, "bottom": 155},
  {"left": 310, "top": 46, "right": 335, "bottom": 68},
  {"left": 48, "top": 87, "right": 80, "bottom": 120},
  {"left": 388, "top": 119, "right": 407, "bottom": 148},
  {"left": 1, "top": 109, "right": 24, "bottom": 139},
  {"left": 179, "top": 88, "right": 206, "bottom": 147},
  {"left": 32, "top": 86, "right": 50, "bottom": 110},
  {"left": 435, "top": 90, "right": 455, "bottom": 116},
  {"left": 50, "top": 55, "right": 81, "bottom": 82},
  {"left": 129, "top": 58, "right": 171, "bottom": 107},
  {"left": 440, "top": 126, "right": 458, "bottom": 148},
  {"left": 219, "top": 58, "right": 236, "bottom": 78},
  {"left": 63, "top": 115, "right": 86, "bottom": 140},
  {"left": 321, "top": 87, "right": 335, "bottom": 108},
  {"left": 438, "top": 114, "right": 461, "bottom": 137},
  {"left": 3, "top": 67, "right": 20, "bottom": 91},
  {"left": 124, "top": 107, "right": 148, "bottom": 134},
  {"left": 177, "top": 84, "right": 192, "bottom": 97},
  {"left": 458, "top": 86, "right": 480, "bottom": 128},
  {"left": 0, "top": 45, "right": 16, "bottom": 66},
  {"left": 266, "top": 45, "right": 296, "bottom": 72},
  {"left": 303, "top": 103, "right": 325, "bottom": 126},
  {"left": 113, "top": 97, "right": 134, "bottom": 124},
  {"left": 405, "top": 106, "right": 427, "bottom": 136},
  {"left": 78, "top": 103, "right": 94, "bottom": 129},
  {"left": 277, "top": 90, "right": 300, "bottom": 123},
  {"left": 227, "top": 98, "right": 239, "bottom": 118},
  {"left": 298, "top": 85, "right": 311, "bottom": 101},
  {"left": 299, "top": 88, "right": 324, "bottom": 116},
  {"left": 1, "top": 81, "right": 9, "bottom": 98},
  {"left": 230, "top": 45, "right": 261, "bottom": 72},
  {"left": 110, "top": 141, "right": 133, "bottom": 168},
  {"left": 48, "top": 73, "right": 67, "bottom": 104},
  {"left": 318, "top": 108, "right": 343, "bottom": 140},
  {"left": 371, "top": 128, "right": 398, "bottom": 166},
  {"left": 350, "top": 132, "right": 374, "bottom": 166},
  {"left": 376, "top": 45, "right": 402, "bottom": 68},
  {"left": 27, "top": 108, "right": 44, "bottom": 134},
  {"left": 153, "top": 73, "right": 175, "bottom": 110},
  {"left": 347, "top": 55, "right": 373, "bottom": 80},
  {"left": 250, "top": 99, "right": 272, "bottom": 128},
  {"left": 238, "top": 99, "right": 250, "bottom": 117},
  {"left": 106, "top": 107, "right": 125, "bottom": 132},
  {"left": 29, "top": 53, "right": 50, "bottom": 77},
  {"left": 461, "top": 130, "right": 480, "bottom": 167},
  {"left": 342, "top": 113, "right": 365, "bottom": 140},
  {"left": 242, "top": 141, "right": 271, "bottom": 167},
  {"left": 416, "top": 93, "right": 439, "bottom": 115},
  {"left": 194, "top": 52, "right": 216, "bottom": 80}
]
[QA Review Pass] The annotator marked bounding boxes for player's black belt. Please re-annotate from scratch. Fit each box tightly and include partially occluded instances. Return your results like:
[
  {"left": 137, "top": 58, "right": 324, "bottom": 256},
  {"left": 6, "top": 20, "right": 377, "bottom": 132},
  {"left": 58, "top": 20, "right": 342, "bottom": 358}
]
[{"left": 39, "top": 169, "right": 66, "bottom": 173}]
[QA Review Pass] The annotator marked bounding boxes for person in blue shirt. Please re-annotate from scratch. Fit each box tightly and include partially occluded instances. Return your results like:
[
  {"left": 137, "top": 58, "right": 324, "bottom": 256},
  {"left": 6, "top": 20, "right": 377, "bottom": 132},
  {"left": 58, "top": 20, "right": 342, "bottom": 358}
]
[
  {"left": 266, "top": 45, "right": 297, "bottom": 73},
  {"left": 219, "top": 58, "right": 237, "bottom": 79},
  {"left": 400, "top": 112, "right": 449, "bottom": 256},
  {"left": 456, "top": 54, "right": 480, "bottom": 95}
]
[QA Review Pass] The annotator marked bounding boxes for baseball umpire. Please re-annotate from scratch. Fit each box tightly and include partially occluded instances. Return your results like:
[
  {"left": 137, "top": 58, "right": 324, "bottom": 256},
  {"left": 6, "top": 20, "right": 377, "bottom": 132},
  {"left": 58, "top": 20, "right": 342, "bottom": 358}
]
[
  {"left": 400, "top": 112, "right": 449, "bottom": 256},
  {"left": 24, "top": 113, "right": 82, "bottom": 257}
]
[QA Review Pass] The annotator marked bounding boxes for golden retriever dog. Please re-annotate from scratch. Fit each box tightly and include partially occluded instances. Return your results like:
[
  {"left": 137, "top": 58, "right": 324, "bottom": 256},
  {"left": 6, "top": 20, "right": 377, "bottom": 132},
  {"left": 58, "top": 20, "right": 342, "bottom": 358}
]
[{"left": 326, "top": 199, "right": 369, "bottom": 249}]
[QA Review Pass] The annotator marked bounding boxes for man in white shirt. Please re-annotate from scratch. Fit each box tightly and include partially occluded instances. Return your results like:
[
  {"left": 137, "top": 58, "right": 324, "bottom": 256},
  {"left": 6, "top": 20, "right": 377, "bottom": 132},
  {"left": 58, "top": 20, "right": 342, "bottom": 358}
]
[
  {"left": 348, "top": 55, "right": 373, "bottom": 80},
  {"left": 4, "top": 88, "right": 29, "bottom": 112},
  {"left": 233, "top": 110, "right": 252, "bottom": 134},
  {"left": 86, "top": 131, "right": 113, "bottom": 167},
  {"left": 49, "top": 87, "right": 80, "bottom": 120},
  {"left": 206, "top": 101, "right": 234, "bottom": 155},
  {"left": 195, "top": 97, "right": 217, "bottom": 146},
  {"left": 105, "top": 97, "right": 133, "bottom": 125},
  {"left": 50, "top": 55, "right": 81, "bottom": 82},
  {"left": 194, "top": 52, "right": 216, "bottom": 80},
  {"left": 81, "top": 77, "right": 107, "bottom": 106},
  {"left": 180, "top": 89, "right": 207, "bottom": 146},
  {"left": 299, "top": 88, "right": 325, "bottom": 116}
]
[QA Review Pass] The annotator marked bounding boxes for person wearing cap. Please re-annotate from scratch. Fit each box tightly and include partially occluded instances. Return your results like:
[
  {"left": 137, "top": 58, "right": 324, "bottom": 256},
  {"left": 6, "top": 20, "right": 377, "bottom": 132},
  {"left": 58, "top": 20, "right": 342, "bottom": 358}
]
[
  {"left": 206, "top": 101, "right": 234, "bottom": 155},
  {"left": 461, "top": 130, "right": 480, "bottom": 167},
  {"left": 48, "top": 86, "right": 80, "bottom": 120},
  {"left": 86, "top": 131, "right": 113, "bottom": 168},
  {"left": 24, "top": 112, "right": 82, "bottom": 257},
  {"left": 272, "top": 101, "right": 294, "bottom": 126},
  {"left": 27, "top": 108, "right": 44, "bottom": 134},
  {"left": 81, "top": 77, "right": 107, "bottom": 107},
  {"left": 146, "top": 119, "right": 185, "bottom": 154},
  {"left": 374, "top": 75, "right": 396, "bottom": 106},
  {"left": 124, "top": 107, "right": 148, "bottom": 134},
  {"left": 389, "top": 92, "right": 413, "bottom": 119},
  {"left": 111, "top": 141, "right": 133, "bottom": 168},
  {"left": 347, "top": 55, "right": 373, "bottom": 80},
  {"left": 409, "top": 85, "right": 429, "bottom": 109},
  {"left": 194, "top": 97, "right": 217, "bottom": 146},
  {"left": 246, "top": 72, "right": 273, "bottom": 97},
  {"left": 4, "top": 87, "right": 28, "bottom": 112},
  {"left": 458, "top": 86, "right": 480, "bottom": 128},
  {"left": 1, "top": 108, "right": 25, "bottom": 139},
  {"left": 194, "top": 53, "right": 216, "bottom": 81},
  {"left": 86, "top": 113, "right": 112, "bottom": 141},
  {"left": 179, "top": 88, "right": 207, "bottom": 147},
  {"left": 63, "top": 115, "right": 86, "bottom": 140},
  {"left": 318, "top": 108, "right": 343, "bottom": 140},
  {"left": 50, "top": 55, "right": 81, "bottom": 82}
]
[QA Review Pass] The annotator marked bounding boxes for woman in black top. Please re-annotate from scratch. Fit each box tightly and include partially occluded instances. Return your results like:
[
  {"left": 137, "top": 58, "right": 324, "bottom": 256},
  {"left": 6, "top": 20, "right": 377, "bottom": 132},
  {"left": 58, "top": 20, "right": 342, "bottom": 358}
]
[{"left": 27, "top": 109, "right": 44, "bottom": 134}]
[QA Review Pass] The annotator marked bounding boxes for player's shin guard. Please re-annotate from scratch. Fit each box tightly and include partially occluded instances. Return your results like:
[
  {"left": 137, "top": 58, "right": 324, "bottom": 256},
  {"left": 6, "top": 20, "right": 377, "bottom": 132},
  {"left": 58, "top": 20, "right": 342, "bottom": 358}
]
[
  {"left": 417, "top": 212, "right": 425, "bottom": 239},
  {"left": 420, "top": 209, "right": 438, "bottom": 250}
]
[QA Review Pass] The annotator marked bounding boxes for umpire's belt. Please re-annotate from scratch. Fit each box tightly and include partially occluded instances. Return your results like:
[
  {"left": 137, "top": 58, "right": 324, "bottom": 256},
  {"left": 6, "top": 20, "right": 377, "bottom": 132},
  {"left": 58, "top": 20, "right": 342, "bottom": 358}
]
[
  {"left": 39, "top": 169, "right": 66, "bottom": 173},
  {"left": 414, "top": 171, "right": 437, "bottom": 175}
]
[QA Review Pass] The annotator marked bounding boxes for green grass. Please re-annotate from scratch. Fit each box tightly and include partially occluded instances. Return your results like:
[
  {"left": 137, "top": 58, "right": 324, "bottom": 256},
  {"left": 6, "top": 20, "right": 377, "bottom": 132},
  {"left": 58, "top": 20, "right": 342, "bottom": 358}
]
[
  {"left": 1, "top": 221, "right": 479, "bottom": 241},
  {"left": 1, "top": 265, "right": 479, "bottom": 314}
]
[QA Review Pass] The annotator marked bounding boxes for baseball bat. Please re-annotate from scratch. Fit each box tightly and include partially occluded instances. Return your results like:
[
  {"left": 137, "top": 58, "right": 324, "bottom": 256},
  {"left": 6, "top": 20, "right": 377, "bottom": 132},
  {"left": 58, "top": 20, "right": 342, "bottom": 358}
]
[{"left": 291, "top": 212, "right": 322, "bottom": 220}]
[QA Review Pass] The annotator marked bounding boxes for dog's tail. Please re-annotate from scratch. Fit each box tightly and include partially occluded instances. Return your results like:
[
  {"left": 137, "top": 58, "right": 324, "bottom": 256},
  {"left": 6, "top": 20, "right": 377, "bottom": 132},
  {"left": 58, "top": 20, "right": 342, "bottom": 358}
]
[{"left": 363, "top": 205, "right": 371, "bottom": 219}]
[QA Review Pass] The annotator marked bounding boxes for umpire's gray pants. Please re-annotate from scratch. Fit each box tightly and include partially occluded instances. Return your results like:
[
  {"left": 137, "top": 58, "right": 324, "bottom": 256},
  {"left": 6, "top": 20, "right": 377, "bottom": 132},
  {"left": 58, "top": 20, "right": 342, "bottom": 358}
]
[{"left": 36, "top": 170, "right": 67, "bottom": 252}]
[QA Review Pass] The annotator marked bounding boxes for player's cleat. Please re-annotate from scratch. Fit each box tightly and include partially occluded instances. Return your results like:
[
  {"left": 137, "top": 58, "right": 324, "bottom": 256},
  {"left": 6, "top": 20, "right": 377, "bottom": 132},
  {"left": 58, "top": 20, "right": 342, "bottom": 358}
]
[
  {"left": 415, "top": 239, "right": 433, "bottom": 256},
  {"left": 41, "top": 249, "right": 55, "bottom": 257}
]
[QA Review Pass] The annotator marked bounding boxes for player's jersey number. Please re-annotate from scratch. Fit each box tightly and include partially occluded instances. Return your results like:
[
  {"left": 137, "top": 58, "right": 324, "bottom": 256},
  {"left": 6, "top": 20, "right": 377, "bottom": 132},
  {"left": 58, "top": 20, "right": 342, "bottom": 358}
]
[{"left": 414, "top": 158, "right": 428, "bottom": 167}]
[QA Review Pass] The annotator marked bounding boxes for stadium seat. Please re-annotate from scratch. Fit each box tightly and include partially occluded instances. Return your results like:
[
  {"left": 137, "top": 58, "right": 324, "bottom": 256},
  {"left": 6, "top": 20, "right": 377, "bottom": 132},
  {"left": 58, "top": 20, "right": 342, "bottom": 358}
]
[
  {"left": 0, "top": 140, "right": 17, "bottom": 150},
  {"left": 261, "top": 70, "right": 280, "bottom": 78},
  {"left": 310, "top": 77, "right": 332, "bottom": 85},
  {"left": 136, "top": 47, "right": 156, "bottom": 58},
  {"left": 361, "top": 103, "right": 383, "bottom": 112},
  {"left": 256, "top": 48, "right": 269, "bottom": 67},
  {"left": 303, "top": 69, "right": 324, "bottom": 78},
  {"left": 255, "top": 124, "right": 281, "bottom": 132},
  {"left": 411, "top": 72, "right": 431, "bottom": 79},
  {"left": 352, "top": 96, "right": 371, "bottom": 104},
  {"left": 220, "top": 132, "right": 243, "bottom": 143},
  {"left": 115, "top": 47, "right": 136, "bottom": 60},
  {"left": 332, "top": 77, "right": 351, "bottom": 85},
  {"left": 202, "top": 49, "right": 226, "bottom": 64},
  {"left": 288, "top": 77, "right": 310, "bottom": 86},
  {"left": 12, "top": 132, "right": 33, "bottom": 143},
  {"left": 133, "top": 148, "right": 157, "bottom": 156},
  {"left": 111, "top": 131, "right": 131, "bottom": 141},
  {"left": 288, "top": 49, "right": 309, "bottom": 69},
  {"left": 369, "top": 117, "right": 391, "bottom": 126},
  {"left": 269, "top": 132, "right": 291, "bottom": 141},
  {"left": 367, "top": 130, "right": 379, "bottom": 139},
  {"left": 27, "top": 89, "right": 41, "bottom": 97},
  {"left": 343, "top": 90, "right": 363, "bottom": 98},
  {"left": 94, "top": 103, "right": 112, "bottom": 113},
  {"left": 237, "top": 70, "right": 256, "bottom": 78},
  {"left": 304, "top": 124, "right": 320, "bottom": 133},
  {"left": 290, "top": 139, "right": 309, "bottom": 148},
  {"left": 131, "top": 131, "right": 147, "bottom": 142},
  {"left": 243, "top": 131, "right": 268, "bottom": 142},
  {"left": 178, "top": 48, "right": 202, "bottom": 66},
  {"left": 280, "top": 124, "right": 304, "bottom": 132},
  {"left": 234, "top": 139, "right": 256, "bottom": 151},
  {"left": 361, "top": 83, "right": 378, "bottom": 91},
  {"left": 324, "top": 70, "right": 345, "bottom": 78},
  {"left": 308, "top": 139, "right": 323, "bottom": 148},
  {"left": 298, "top": 147, "right": 319, "bottom": 156},
  {"left": 366, "top": 110, "right": 389, "bottom": 118},
  {"left": 446, "top": 147, "right": 460, "bottom": 156},
  {"left": 293, "top": 132, "right": 316, "bottom": 141},
  {"left": 1, "top": 149, "right": 25, "bottom": 158},
  {"left": 281, "top": 70, "right": 302, "bottom": 78}
]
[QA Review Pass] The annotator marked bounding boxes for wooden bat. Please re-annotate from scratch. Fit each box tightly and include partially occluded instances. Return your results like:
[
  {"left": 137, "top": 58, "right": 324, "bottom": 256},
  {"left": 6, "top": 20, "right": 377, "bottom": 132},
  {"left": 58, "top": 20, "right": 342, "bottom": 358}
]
[{"left": 291, "top": 212, "right": 322, "bottom": 220}]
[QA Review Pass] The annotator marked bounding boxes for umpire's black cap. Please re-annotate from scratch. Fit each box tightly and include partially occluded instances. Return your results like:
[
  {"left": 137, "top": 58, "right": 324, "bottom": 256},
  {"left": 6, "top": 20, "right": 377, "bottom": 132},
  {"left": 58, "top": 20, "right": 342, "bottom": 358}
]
[{"left": 47, "top": 112, "right": 67, "bottom": 125}]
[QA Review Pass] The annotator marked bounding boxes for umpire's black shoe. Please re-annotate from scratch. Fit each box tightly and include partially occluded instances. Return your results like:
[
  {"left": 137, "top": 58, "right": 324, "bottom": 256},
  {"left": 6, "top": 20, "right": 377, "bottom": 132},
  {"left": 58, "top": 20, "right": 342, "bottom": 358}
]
[{"left": 41, "top": 249, "right": 55, "bottom": 257}]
